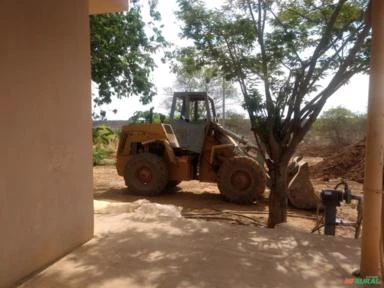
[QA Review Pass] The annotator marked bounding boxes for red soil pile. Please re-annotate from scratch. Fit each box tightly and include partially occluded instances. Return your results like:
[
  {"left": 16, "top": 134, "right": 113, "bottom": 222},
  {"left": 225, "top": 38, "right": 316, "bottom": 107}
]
[
  {"left": 296, "top": 144, "right": 336, "bottom": 158},
  {"left": 310, "top": 139, "right": 366, "bottom": 183}
]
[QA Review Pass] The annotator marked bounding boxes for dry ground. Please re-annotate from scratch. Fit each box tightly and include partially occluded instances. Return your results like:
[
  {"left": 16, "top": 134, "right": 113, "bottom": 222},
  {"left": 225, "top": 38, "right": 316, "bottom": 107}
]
[
  {"left": 94, "top": 163, "right": 363, "bottom": 239},
  {"left": 19, "top": 161, "right": 363, "bottom": 288}
]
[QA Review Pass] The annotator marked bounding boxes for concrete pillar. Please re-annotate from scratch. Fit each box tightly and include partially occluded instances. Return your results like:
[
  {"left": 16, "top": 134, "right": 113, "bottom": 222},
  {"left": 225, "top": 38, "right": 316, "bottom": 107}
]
[
  {"left": 0, "top": 1, "right": 93, "bottom": 287},
  {"left": 360, "top": 0, "right": 384, "bottom": 277}
]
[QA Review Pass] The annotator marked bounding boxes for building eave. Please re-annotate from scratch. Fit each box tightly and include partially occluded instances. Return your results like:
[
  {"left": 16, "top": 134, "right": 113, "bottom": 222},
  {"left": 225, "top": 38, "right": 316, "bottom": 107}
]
[{"left": 89, "top": 0, "right": 128, "bottom": 15}]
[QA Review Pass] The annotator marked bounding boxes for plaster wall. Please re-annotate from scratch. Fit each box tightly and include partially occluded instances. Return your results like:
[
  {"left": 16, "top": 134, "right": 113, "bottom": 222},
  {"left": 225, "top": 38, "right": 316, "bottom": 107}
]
[{"left": 0, "top": 1, "right": 93, "bottom": 287}]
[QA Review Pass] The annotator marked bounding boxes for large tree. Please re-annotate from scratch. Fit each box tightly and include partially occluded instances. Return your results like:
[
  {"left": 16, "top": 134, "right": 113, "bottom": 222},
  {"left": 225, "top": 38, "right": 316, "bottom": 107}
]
[
  {"left": 177, "top": 0, "right": 371, "bottom": 227},
  {"left": 90, "top": 0, "right": 167, "bottom": 118},
  {"left": 164, "top": 47, "right": 239, "bottom": 122}
]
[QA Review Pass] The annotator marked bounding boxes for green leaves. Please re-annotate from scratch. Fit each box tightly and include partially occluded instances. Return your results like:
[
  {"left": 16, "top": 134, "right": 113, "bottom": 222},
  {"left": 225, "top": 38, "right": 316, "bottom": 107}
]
[
  {"left": 176, "top": 0, "right": 370, "bottom": 134},
  {"left": 92, "top": 125, "right": 116, "bottom": 146},
  {"left": 93, "top": 146, "right": 114, "bottom": 166},
  {"left": 92, "top": 125, "right": 116, "bottom": 166},
  {"left": 129, "top": 109, "right": 167, "bottom": 123},
  {"left": 314, "top": 106, "right": 366, "bottom": 145},
  {"left": 90, "top": 1, "right": 168, "bottom": 114}
]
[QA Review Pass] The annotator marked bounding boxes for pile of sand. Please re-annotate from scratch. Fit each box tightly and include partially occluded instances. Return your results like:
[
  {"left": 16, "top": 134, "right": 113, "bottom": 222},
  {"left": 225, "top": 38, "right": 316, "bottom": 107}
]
[{"left": 310, "top": 139, "right": 366, "bottom": 183}]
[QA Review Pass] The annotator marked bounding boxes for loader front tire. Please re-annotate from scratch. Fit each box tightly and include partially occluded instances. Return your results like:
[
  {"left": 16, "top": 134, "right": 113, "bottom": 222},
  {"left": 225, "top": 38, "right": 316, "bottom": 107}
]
[
  {"left": 124, "top": 153, "right": 168, "bottom": 196},
  {"left": 167, "top": 180, "right": 181, "bottom": 187},
  {"left": 218, "top": 156, "right": 266, "bottom": 204}
]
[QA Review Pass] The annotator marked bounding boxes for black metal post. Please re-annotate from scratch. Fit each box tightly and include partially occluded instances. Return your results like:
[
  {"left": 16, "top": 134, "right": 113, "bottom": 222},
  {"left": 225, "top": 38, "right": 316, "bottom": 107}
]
[
  {"left": 320, "top": 189, "right": 343, "bottom": 236},
  {"left": 324, "top": 205, "right": 337, "bottom": 235}
]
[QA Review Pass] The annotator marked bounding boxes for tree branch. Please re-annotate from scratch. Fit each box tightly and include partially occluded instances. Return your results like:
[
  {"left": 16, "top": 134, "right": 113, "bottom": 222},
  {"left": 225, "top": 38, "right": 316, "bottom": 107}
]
[
  {"left": 299, "top": 0, "right": 347, "bottom": 97},
  {"left": 265, "top": 3, "right": 304, "bottom": 66},
  {"left": 247, "top": 0, "right": 273, "bottom": 109},
  {"left": 300, "top": 22, "right": 370, "bottom": 120}
]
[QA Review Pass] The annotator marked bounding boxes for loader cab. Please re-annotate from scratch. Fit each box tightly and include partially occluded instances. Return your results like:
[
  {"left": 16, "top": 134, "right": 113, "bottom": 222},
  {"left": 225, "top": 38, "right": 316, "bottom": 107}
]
[
  {"left": 169, "top": 92, "right": 216, "bottom": 153},
  {"left": 170, "top": 92, "right": 217, "bottom": 122}
]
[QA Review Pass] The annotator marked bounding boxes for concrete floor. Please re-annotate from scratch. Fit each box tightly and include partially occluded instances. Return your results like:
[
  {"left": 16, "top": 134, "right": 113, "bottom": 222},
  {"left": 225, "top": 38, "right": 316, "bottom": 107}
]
[{"left": 19, "top": 200, "right": 360, "bottom": 288}]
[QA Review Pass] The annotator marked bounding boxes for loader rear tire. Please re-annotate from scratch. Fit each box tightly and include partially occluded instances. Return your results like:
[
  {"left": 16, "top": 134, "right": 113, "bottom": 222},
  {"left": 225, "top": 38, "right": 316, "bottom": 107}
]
[
  {"left": 124, "top": 153, "right": 168, "bottom": 196},
  {"left": 218, "top": 156, "right": 266, "bottom": 204}
]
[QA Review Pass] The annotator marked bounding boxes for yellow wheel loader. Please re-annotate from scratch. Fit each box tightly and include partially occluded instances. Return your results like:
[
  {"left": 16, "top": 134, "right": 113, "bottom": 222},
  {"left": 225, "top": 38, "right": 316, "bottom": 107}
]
[{"left": 116, "top": 92, "right": 266, "bottom": 204}]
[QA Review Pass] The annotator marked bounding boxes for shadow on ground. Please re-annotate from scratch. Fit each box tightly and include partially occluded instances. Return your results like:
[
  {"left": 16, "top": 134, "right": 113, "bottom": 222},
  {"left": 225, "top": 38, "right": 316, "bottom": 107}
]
[
  {"left": 19, "top": 166, "right": 359, "bottom": 287},
  {"left": 20, "top": 200, "right": 360, "bottom": 288}
]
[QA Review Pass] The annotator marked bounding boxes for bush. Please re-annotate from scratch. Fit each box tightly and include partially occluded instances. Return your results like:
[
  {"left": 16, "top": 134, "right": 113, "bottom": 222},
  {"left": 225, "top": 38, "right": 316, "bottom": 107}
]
[
  {"left": 129, "top": 108, "right": 167, "bottom": 123},
  {"left": 307, "top": 106, "right": 366, "bottom": 146},
  {"left": 92, "top": 125, "right": 116, "bottom": 165},
  {"left": 92, "top": 125, "right": 116, "bottom": 145},
  {"left": 93, "top": 146, "right": 114, "bottom": 166}
]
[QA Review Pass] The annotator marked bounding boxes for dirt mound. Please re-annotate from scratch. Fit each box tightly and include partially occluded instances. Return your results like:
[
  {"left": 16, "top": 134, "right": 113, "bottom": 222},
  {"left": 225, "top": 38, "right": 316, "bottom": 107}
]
[
  {"left": 296, "top": 143, "right": 344, "bottom": 158},
  {"left": 310, "top": 139, "right": 366, "bottom": 183}
]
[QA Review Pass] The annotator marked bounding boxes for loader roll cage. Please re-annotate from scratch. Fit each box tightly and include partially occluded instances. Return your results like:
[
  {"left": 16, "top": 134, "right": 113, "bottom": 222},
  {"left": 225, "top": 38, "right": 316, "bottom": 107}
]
[{"left": 170, "top": 92, "right": 217, "bottom": 122}]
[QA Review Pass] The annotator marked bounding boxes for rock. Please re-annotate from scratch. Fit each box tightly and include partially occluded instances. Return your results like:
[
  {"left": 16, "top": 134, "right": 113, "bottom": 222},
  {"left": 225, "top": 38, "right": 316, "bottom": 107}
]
[{"left": 288, "top": 161, "right": 320, "bottom": 210}]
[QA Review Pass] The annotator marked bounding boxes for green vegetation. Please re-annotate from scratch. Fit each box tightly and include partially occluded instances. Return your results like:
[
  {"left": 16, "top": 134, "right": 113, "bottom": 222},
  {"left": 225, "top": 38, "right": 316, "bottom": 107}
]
[
  {"left": 90, "top": 0, "right": 168, "bottom": 118},
  {"left": 176, "top": 0, "right": 370, "bottom": 226},
  {"left": 129, "top": 108, "right": 167, "bottom": 123},
  {"left": 309, "top": 107, "right": 366, "bottom": 146},
  {"left": 92, "top": 125, "right": 117, "bottom": 165},
  {"left": 92, "top": 147, "right": 113, "bottom": 166}
]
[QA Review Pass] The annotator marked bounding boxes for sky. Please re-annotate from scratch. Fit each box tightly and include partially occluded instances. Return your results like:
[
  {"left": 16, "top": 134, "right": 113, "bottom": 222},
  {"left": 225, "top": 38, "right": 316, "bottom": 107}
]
[{"left": 100, "top": 0, "right": 370, "bottom": 120}]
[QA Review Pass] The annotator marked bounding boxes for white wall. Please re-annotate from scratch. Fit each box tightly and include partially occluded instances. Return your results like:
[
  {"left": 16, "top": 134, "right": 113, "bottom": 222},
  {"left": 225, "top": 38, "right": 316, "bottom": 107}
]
[{"left": 0, "top": 1, "right": 93, "bottom": 287}]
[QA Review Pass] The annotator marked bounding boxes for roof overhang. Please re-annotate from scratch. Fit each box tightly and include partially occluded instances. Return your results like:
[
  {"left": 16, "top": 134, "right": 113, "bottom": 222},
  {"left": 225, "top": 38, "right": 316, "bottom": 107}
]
[{"left": 89, "top": 0, "right": 128, "bottom": 15}]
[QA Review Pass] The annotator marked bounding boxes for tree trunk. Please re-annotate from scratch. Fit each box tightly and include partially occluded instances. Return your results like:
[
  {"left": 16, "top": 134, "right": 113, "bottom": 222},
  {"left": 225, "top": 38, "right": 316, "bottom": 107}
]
[{"left": 267, "top": 160, "right": 289, "bottom": 228}]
